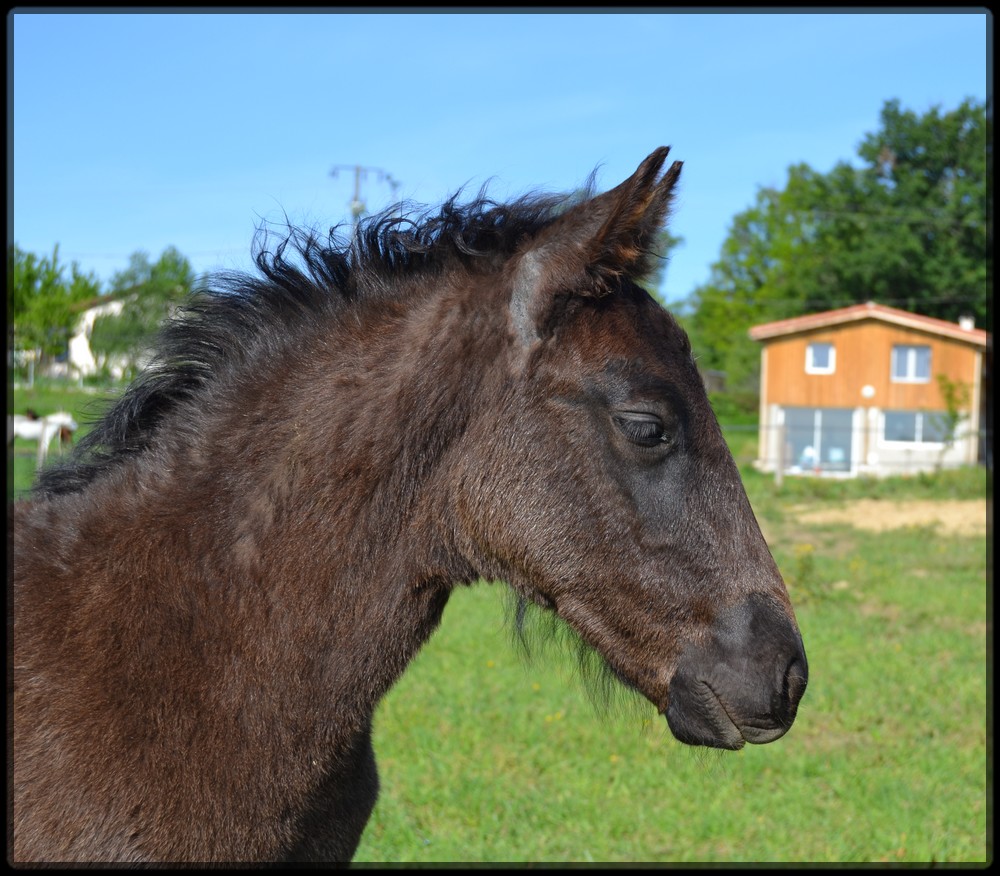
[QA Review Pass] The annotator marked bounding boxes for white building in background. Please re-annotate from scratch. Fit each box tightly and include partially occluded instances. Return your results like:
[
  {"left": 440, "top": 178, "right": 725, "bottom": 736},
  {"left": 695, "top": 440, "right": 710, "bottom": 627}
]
[{"left": 66, "top": 298, "right": 127, "bottom": 378}]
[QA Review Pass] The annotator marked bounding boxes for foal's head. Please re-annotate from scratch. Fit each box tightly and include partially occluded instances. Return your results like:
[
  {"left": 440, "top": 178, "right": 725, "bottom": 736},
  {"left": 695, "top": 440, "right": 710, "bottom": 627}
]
[{"left": 448, "top": 148, "right": 807, "bottom": 749}]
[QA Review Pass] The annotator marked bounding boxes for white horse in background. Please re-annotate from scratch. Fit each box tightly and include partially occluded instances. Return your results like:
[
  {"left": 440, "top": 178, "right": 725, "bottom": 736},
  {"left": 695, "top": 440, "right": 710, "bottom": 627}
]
[{"left": 10, "top": 411, "right": 78, "bottom": 469}]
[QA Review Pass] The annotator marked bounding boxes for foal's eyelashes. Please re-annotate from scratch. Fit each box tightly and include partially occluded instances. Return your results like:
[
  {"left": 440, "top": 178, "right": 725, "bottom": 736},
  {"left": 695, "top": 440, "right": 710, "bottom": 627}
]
[{"left": 613, "top": 412, "right": 672, "bottom": 449}]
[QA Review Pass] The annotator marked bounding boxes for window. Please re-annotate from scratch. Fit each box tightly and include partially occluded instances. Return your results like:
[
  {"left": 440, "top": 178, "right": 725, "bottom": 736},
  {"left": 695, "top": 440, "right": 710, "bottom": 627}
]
[
  {"left": 883, "top": 411, "right": 949, "bottom": 444},
  {"left": 805, "top": 342, "right": 835, "bottom": 374},
  {"left": 891, "top": 344, "right": 931, "bottom": 383},
  {"left": 783, "top": 406, "right": 854, "bottom": 472}
]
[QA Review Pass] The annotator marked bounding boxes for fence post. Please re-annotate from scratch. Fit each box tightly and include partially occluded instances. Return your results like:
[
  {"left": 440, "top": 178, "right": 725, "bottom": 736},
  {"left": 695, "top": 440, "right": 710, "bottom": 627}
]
[{"left": 775, "top": 422, "right": 784, "bottom": 488}]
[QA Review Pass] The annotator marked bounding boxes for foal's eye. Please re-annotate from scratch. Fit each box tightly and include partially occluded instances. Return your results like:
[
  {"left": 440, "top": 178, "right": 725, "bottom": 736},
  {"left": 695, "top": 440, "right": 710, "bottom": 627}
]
[{"left": 613, "top": 412, "right": 672, "bottom": 449}]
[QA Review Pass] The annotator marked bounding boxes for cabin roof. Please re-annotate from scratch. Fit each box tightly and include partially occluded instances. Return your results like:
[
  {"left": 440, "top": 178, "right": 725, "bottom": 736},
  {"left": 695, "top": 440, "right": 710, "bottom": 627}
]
[{"left": 748, "top": 301, "right": 988, "bottom": 348}]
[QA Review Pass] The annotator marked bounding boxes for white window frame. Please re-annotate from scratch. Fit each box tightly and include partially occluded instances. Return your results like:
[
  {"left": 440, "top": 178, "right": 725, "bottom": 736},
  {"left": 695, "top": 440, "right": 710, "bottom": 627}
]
[
  {"left": 890, "top": 344, "right": 931, "bottom": 383},
  {"left": 805, "top": 342, "right": 836, "bottom": 375},
  {"left": 881, "top": 410, "right": 948, "bottom": 446}
]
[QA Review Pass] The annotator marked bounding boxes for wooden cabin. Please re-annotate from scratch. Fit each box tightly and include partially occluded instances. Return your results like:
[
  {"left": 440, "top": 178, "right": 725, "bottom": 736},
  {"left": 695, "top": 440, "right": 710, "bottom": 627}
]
[{"left": 749, "top": 302, "right": 988, "bottom": 477}]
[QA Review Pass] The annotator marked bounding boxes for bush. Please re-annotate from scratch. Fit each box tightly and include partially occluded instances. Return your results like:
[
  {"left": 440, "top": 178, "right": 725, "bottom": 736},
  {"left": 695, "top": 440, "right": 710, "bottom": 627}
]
[{"left": 708, "top": 390, "right": 759, "bottom": 423}]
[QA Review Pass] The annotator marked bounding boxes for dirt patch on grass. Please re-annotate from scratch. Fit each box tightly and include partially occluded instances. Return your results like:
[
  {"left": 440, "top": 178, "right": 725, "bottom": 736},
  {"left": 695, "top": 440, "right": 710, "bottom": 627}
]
[{"left": 790, "top": 499, "right": 986, "bottom": 537}]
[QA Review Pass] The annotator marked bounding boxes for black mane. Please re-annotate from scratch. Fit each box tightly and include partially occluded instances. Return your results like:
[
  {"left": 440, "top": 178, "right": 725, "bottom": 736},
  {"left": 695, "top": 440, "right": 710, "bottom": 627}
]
[{"left": 31, "top": 190, "right": 568, "bottom": 498}]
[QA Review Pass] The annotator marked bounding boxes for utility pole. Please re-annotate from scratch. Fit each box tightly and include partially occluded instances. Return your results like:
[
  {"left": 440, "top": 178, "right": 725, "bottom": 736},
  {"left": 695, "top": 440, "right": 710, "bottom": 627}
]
[{"left": 329, "top": 164, "right": 401, "bottom": 230}]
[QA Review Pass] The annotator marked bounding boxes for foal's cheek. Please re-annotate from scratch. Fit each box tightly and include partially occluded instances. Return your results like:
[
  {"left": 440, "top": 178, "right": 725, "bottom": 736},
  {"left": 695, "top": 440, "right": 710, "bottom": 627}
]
[
  {"left": 453, "top": 433, "right": 576, "bottom": 587},
  {"left": 634, "top": 466, "right": 703, "bottom": 549}
]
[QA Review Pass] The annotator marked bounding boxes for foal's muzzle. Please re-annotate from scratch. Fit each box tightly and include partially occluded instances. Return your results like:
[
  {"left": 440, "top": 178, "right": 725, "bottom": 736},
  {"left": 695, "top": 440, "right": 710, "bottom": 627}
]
[{"left": 664, "top": 594, "right": 808, "bottom": 750}]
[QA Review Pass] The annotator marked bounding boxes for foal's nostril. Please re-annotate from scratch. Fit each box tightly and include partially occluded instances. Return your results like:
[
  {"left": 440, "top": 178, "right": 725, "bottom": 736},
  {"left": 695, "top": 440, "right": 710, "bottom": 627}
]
[{"left": 784, "top": 656, "right": 808, "bottom": 709}]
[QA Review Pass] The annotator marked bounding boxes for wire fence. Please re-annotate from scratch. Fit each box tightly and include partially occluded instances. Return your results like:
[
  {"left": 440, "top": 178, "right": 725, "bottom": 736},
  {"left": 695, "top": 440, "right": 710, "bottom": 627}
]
[
  {"left": 721, "top": 420, "right": 990, "bottom": 478},
  {"left": 11, "top": 413, "right": 990, "bottom": 480}
]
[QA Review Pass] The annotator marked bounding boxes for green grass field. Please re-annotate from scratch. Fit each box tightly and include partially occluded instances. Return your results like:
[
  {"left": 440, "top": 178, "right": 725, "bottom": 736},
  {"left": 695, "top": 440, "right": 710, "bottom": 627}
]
[
  {"left": 11, "top": 380, "right": 990, "bottom": 863},
  {"left": 353, "top": 512, "right": 987, "bottom": 864},
  {"left": 10, "top": 379, "right": 120, "bottom": 502}
]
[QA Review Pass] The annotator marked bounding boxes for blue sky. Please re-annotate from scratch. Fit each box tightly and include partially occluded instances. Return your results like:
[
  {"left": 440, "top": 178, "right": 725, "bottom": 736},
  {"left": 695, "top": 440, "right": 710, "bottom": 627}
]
[{"left": 10, "top": 9, "right": 990, "bottom": 305}]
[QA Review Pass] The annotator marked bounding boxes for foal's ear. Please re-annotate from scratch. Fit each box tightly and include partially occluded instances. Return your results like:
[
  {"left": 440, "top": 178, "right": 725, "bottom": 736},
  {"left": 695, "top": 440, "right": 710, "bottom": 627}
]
[{"left": 510, "top": 147, "right": 682, "bottom": 346}]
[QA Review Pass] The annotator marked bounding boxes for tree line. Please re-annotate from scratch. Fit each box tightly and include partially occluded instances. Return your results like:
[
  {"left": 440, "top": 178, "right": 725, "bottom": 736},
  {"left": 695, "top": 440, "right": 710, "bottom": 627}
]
[
  {"left": 10, "top": 98, "right": 988, "bottom": 396},
  {"left": 676, "top": 97, "right": 988, "bottom": 397},
  {"left": 10, "top": 245, "right": 195, "bottom": 381}
]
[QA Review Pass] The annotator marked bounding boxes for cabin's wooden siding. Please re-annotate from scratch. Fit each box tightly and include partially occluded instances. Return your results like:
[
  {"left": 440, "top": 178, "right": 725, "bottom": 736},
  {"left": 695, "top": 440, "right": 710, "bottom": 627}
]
[{"left": 761, "top": 320, "right": 981, "bottom": 411}]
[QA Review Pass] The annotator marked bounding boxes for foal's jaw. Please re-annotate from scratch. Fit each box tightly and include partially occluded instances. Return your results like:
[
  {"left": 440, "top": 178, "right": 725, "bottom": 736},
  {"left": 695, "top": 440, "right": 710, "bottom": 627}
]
[{"left": 521, "top": 547, "right": 807, "bottom": 752}]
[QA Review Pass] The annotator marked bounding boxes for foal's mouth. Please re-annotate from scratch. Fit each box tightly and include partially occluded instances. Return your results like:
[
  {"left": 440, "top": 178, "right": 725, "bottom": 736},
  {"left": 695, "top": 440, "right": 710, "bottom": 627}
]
[{"left": 663, "top": 678, "right": 797, "bottom": 751}]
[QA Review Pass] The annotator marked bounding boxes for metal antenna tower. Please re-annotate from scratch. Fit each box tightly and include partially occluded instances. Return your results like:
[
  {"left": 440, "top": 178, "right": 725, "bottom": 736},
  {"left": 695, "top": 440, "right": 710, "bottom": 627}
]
[{"left": 329, "top": 164, "right": 401, "bottom": 229}]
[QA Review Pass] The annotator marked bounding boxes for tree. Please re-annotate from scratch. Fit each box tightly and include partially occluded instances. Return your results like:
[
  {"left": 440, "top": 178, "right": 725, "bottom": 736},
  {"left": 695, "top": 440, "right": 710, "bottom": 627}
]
[
  {"left": 854, "top": 98, "right": 987, "bottom": 326},
  {"left": 681, "top": 97, "right": 988, "bottom": 394},
  {"left": 680, "top": 176, "right": 815, "bottom": 392},
  {"left": 89, "top": 247, "right": 196, "bottom": 378},
  {"left": 932, "top": 373, "right": 972, "bottom": 471},
  {"left": 10, "top": 244, "right": 101, "bottom": 381}
]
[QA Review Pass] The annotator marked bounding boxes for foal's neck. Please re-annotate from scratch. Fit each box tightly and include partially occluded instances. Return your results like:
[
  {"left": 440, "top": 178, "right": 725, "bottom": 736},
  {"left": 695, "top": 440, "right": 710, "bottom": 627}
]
[{"left": 149, "top": 280, "right": 496, "bottom": 713}]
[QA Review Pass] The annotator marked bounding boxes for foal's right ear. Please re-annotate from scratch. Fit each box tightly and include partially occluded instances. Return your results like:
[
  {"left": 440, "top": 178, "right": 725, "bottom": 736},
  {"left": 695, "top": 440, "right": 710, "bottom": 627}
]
[{"left": 510, "top": 147, "right": 682, "bottom": 349}]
